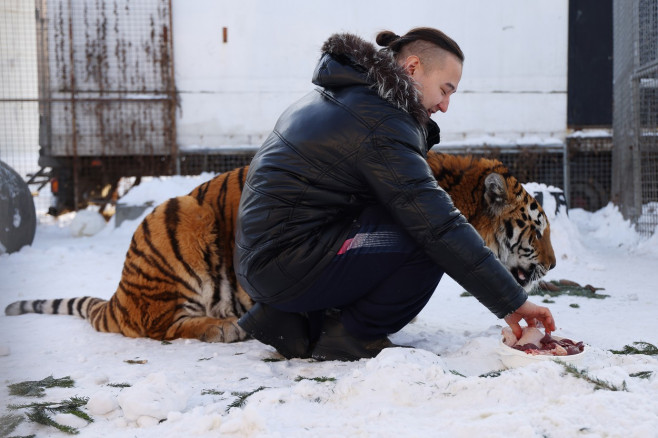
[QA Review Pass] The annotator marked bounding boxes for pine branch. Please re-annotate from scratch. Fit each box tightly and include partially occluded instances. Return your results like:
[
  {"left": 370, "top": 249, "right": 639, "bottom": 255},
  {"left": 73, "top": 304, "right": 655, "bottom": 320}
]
[
  {"left": 560, "top": 362, "right": 627, "bottom": 392},
  {"left": 8, "top": 376, "right": 74, "bottom": 398},
  {"left": 479, "top": 371, "right": 503, "bottom": 378},
  {"left": 25, "top": 408, "right": 79, "bottom": 435},
  {"left": 226, "top": 386, "right": 267, "bottom": 412},
  {"left": 294, "top": 376, "right": 336, "bottom": 383},
  {"left": 629, "top": 371, "right": 653, "bottom": 379},
  {"left": 201, "top": 389, "right": 224, "bottom": 396},
  {"left": 610, "top": 341, "right": 658, "bottom": 356},
  {"left": 8, "top": 397, "right": 92, "bottom": 435},
  {"left": 0, "top": 413, "right": 25, "bottom": 436},
  {"left": 8, "top": 396, "right": 88, "bottom": 412}
]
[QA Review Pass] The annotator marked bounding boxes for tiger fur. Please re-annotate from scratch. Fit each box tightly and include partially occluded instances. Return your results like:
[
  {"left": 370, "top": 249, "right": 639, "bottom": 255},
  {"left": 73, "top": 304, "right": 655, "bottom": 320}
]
[{"left": 5, "top": 152, "right": 556, "bottom": 343}]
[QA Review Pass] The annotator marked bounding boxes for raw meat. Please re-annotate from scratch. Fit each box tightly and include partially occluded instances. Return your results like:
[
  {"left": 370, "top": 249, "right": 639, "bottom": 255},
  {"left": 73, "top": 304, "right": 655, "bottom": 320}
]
[{"left": 501, "top": 327, "right": 584, "bottom": 356}]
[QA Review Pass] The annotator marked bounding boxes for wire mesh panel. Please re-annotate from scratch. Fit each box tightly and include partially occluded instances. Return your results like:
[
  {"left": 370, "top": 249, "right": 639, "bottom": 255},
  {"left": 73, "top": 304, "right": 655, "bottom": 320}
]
[
  {"left": 0, "top": 1, "right": 46, "bottom": 211},
  {"left": 178, "top": 146, "right": 258, "bottom": 176},
  {"left": 567, "top": 134, "right": 613, "bottom": 211},
  {"left": 437, "top": 141, "right": 615, "bottom": 213},
  {"left": 183, "top": 142, "right": 613, "bottom": 214},
  {"left": 613, "top": 0, "right": 658, "bottom": 235},
  {"left": 637, "top": 0, "right": 658, "bottom": 234}
]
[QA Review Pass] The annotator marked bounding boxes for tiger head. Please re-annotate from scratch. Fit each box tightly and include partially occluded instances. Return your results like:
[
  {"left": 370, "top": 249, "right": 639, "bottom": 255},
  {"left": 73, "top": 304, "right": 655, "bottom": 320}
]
[
  {"left": 476, "top": 172, "right": 557, "bottom": 290},
  {"left": 428, "top": 152, "right": 557, "bottom": 291}
]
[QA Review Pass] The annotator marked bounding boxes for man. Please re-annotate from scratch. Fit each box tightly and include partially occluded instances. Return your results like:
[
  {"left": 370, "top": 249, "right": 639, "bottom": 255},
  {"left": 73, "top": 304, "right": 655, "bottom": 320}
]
[{"left": 234, "top": 28, "right": 555, "bottom": 361}]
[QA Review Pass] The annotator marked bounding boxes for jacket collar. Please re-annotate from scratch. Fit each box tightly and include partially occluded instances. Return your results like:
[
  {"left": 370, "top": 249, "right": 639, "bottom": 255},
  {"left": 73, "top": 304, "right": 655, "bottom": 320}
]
[{"left": 317, "top": 33, "right": 430, "bottom": 126}]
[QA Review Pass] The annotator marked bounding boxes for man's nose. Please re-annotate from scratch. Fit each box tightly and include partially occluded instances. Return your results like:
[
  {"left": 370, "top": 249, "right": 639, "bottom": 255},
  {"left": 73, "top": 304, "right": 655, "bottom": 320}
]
[{"left": 438, "top": 96, "right": 450, "bottom": 113}]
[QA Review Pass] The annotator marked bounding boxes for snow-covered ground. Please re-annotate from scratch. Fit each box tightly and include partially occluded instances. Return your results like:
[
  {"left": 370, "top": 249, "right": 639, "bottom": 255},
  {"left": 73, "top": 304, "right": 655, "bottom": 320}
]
[{"left": 1, "top": 174, "right": 658, "bottom": 437}]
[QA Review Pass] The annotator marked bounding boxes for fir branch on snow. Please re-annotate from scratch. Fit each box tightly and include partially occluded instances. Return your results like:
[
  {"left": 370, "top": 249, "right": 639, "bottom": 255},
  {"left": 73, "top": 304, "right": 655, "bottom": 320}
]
[
  {"left": 479, "top": 371, "right": 503, "bottom": 378},
  {"left": 609, "top": 341, "right": 658, "bottom": 356},
  {"left": 226, "top": 386, "right": 267, "bottom": 412},
  {"left": 629, "top": 371, "right": 653, "bottom": 379},
  {"left": 559, "top": 362, "right": 628, "bottom": 392},
  {"left": 106, "top": 382, "right": 131, "bottom": 388},
  {"left": 8, "top": 376, "right": 74, "bottom": 398},
  {"left": 25, "top": 408, "right": 78, "bottom": 435},
  {"left": 0, "top": 413, "right": 25, "bottom": 437},
  {"left": 8, "top": 396, "right": 92, "bottom": 435},
  {"left": 8, "top": 396, "right": 91, "bottom": 419},
  {"left": 294, "top": 376, "right": 336, "bottom": 383},
  {"left": 201, "top": 389, "right": 225, "bottom": 396}
]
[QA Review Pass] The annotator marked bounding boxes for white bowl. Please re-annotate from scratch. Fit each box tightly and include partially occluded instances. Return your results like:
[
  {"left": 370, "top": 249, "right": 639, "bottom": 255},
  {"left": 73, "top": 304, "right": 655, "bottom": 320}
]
[{"left": 498, "top": 336, "right": 587, "bottom": 369}]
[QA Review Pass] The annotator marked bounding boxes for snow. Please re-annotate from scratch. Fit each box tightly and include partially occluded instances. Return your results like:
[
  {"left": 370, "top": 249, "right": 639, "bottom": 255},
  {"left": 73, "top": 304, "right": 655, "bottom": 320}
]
[
  {"left": 1, "top": 174, "right": 658, "bottom": 437},
  {"left": 567, "top": 129, "right": 612, "bottom": 138},
  {"left": 118, "top": 174, "right": 215, "bottom": 207},
  {"left": 117, "top": 373, "right": 190, "bottom": 424},
  {"left": 69, "top": 209, "right": 107, "bottom": 237},
  {"left": 12, "top": 209, "right": 21, "bottom": 228},
  {"left": 439, "top": 134, "right": 564, "bottom": 148}
]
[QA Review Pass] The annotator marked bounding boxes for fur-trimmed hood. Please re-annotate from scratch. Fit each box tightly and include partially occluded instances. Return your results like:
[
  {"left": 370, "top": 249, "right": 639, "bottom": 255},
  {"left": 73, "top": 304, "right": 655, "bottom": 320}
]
[{"left": 316, "top": 33, "right": 430, "bottom": 126}]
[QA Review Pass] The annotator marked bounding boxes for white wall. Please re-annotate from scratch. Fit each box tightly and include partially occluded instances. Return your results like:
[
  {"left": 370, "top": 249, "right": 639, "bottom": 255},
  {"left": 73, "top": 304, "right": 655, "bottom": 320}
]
[{"left": 172, "top": 0, "right": 568, "bottom": 148}]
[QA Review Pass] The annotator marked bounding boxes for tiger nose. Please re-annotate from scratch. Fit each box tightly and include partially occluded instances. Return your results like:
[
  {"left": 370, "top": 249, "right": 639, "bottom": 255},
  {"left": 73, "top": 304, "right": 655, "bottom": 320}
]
[{"left": 547, "top": 252, "right": 556, "bottom": 271}]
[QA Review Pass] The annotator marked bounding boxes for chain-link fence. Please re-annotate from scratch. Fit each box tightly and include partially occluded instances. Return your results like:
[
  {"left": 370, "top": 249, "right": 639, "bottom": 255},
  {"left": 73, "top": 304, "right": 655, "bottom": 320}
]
[
  {"left": 180, "top": 141, "right": 612, "bottom": 215},
  {"left": 0, "top": 0, "right": 44, "bottom": 210},
  {"left": 566, "top": 133, "right": 613, "bottom": 212},
  {"left": 613, "top": 0, "right": 658, "bottom": 236},
  {"left": 437, "top": 138, "right": 612, "bottom": 214}
]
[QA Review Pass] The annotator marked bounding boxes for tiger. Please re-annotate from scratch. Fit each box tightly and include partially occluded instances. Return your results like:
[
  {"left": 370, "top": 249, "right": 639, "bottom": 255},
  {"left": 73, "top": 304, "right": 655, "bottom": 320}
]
[{"left": 5, "top": 152, "right": 556, "bottom": 343}]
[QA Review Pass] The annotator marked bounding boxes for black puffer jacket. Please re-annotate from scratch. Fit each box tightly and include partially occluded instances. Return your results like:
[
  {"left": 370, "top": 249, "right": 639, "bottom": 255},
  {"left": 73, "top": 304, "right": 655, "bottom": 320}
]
[{"left": 235, "top": 33, "right": 527, "bottom": 318}]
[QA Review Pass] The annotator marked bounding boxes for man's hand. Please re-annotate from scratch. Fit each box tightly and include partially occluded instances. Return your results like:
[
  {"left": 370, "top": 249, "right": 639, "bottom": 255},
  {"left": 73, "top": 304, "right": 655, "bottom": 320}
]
[{"left": 504, "top": 300, "right": 556, "bottom": 339}]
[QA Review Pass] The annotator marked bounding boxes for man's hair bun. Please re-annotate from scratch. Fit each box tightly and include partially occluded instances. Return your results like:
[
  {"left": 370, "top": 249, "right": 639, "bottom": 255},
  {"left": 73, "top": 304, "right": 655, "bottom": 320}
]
[{"left": 375, "top": 30, "right": 400, "bottom": 48}]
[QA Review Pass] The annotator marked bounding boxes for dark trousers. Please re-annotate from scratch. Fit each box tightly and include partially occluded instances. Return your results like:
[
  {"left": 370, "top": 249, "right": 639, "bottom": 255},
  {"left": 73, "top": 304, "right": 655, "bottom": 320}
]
[{"left": 272, "top": 206, "right": 444, "bottom": 341}]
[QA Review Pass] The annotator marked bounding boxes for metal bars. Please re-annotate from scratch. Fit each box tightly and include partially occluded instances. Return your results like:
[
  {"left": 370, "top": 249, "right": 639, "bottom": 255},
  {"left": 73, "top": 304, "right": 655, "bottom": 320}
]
[{"left": 613, "top": 0, "right": 658, "bottom": 235}]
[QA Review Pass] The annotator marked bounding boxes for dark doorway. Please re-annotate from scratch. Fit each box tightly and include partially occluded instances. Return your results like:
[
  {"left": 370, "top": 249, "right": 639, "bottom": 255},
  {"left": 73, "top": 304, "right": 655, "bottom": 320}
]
[{"left": 568, "top": 0, "right": 613, "bottom": 128}]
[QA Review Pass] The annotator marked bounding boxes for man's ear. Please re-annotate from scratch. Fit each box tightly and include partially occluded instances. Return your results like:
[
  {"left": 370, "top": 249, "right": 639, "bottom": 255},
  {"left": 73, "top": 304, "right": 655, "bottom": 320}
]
[{"left": 401, "top": 55, "right": 421, "bottom": 76}]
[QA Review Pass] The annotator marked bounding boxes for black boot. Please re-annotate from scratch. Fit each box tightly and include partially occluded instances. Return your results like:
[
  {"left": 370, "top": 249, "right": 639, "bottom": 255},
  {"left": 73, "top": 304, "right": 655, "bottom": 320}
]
[
  {"left": 311, "top": 315, "right": 401, "bottom": 361},
  {"left": 238, "top": 303, "right": 311, "bottom": 359}
]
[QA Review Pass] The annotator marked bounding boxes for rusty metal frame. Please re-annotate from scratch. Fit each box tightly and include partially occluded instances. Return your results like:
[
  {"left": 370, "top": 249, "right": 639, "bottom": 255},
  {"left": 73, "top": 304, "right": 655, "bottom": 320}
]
[
  {"left": 166, "top": 0, "right": 178, "bottom": 176},
  {"left": 23, "top": 0, "right": 178, "bottom": 211}
]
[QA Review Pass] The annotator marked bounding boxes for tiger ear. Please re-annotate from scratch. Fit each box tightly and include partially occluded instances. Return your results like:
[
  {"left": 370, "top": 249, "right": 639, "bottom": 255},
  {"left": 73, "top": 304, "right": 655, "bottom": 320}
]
[{"left": 484, "top": 173, "right": 507, "bottom": 213}]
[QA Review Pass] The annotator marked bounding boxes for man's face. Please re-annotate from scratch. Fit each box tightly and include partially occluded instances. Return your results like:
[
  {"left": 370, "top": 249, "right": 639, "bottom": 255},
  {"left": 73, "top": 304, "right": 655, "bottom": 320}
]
[{"left": 404, "top": 53, "right": 463, "bottom": 117}]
